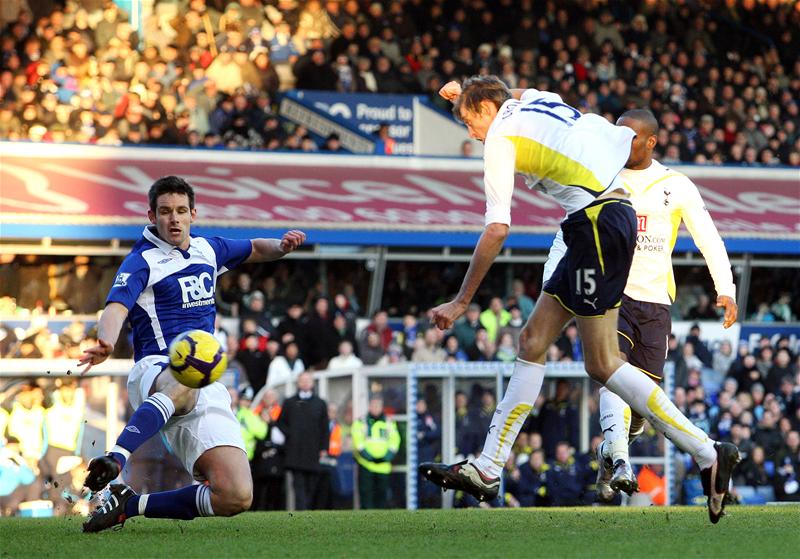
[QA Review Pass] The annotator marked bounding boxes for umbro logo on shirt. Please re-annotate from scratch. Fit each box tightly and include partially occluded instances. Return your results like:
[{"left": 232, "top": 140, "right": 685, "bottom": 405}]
[
  {"left": 157, "top": 258, "right": 173, "bottom": 264},
  {"left": 125, "top": 425, "right": 141, "bottom": 434}
]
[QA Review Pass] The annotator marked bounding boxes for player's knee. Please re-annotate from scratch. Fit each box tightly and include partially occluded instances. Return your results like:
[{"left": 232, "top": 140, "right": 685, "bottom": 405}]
[
  {"left": 164, "top": 385, "right": 198, "bottom": 415},
  {"left": 584, "top": 357, "right": 618, "bottom": 383},
  {"left": 518, "top": 328, "right": 547, "bottom": 361},
  {"left": 215, "top": 482, "right": 252, "bottom": 516},
  {"left": 231, "top": 486, "right": 253, "bottom": 515}
]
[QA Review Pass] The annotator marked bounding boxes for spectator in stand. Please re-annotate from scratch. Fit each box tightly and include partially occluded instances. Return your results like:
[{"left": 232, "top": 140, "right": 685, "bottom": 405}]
[
  {"left": 276, "top": 301, "right": 306, "bottom": 346},
  {"left": 358, "top": 330, "right": 386, "bottom": 366},
  {"left": 295, "top": 49, "right": 338, "bottom": 90},
  {"left": 236, "top": 332, "right": 272, "bottom": 392},
  {"left": 688, "top": 294, "right": 720, "bottom": 320},
  {"left": 415, "top": 397, "right": 441, "bottom": 507},
  {"left": 686, "top": 324, "right": 714, "bottom": 368},
  {"left": 240, "top": 290, "right": 275, "bottom": 338},
  {"left": 332, "top": 311, "right": 358, "bottom": 354},
  {"left": 538, "top": 380, "right": 579, "bottom": 458},
  {"left": 453, "top": 303, "right": 482, "bottom": 351},
  {"left": 315, "top": 402, "right": 343, "bottom": 510},
  {"left": 411, "top": 328, "right": 447, "bottom": 363},
  {"left": 443, "top": 334, "right": 468, "bottom": 362},
  {"left": 766, "top": 349, "right": 795, "bottom": 395},
  {"left": 352, "top": 395, "right": 400, "bottom": 509},
  {"left": 714, "top": 340, "right": 736, "bottom": 377},
  {"left": 546, "top": 442, "right": 589, "bottom": 507},
  {"left": 0, "top": 436, "right": 38, "bottom": 517},
  {"left": 328, "top": 340, "right": 363, "bottom": 370},
  {"left": 494, "top": 332, "right": 517, "bottom": 363},
  {"left": 505, "top": 279, "right": 534, "bottom": 321},
  {"left": 266, "top": 341, "right": 305, "bottom": 392},
  {"left": 479, "top": 297, "right": 510, "bottom": 345},
  {"left": 496, "top": 305, "right": 524, "bottom": 351},
  {"left": 377, "top": 342, "right": 407, "bottom": 366},
  {"left": 275, "top": 372, "right": 329, "bottom": 511},
  {"left": 373, "top": 122, "right": 396, "bottom": 154},
  {"left": 555, "top": 323, "right": 583, "bottom": 362},
  {"left": 366, "top": 309, "right": 393, "bottom": 351},
  {"left": 322, "top": 132, "right": 344, "bottom": 151},
  {"left": 303, "top": 297, "right": 339, "bottom": 370}
]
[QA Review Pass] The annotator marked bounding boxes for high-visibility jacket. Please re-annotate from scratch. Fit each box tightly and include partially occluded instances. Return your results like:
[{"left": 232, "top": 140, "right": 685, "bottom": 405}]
[
  {"left": 479, "top": 308, "right": 511, "bottom": 343},
  {"left": 638, "top": 465, "right": 666, "bottom": 505},
  {"left": 328, "top": 420, "right": 342, "bottom": 457},
  {"left": 7, "top": 402, "right": 45, "bottom": 461},
  {"left": 45, "top": 390, "right": 85, "bottom": 452},
  {"left": 352, "top": 414, "right": 400, "bottom": 474},
  {"left": 237, "top": 407, "right": 268, "bottom": 461},
  {"left": 0, "top": 407, "right": 8, "bottom": 442}
]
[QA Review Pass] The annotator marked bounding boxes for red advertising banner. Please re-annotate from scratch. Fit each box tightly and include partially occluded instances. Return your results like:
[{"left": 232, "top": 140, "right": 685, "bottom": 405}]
[{"left": 1, "top": 144, "right": 798, "bottom": 240}]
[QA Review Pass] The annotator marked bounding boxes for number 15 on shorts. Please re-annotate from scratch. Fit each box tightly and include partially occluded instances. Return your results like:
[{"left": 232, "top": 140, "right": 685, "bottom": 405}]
[{"left": 576, "top": 268, "right": 596, "bottom": 295}]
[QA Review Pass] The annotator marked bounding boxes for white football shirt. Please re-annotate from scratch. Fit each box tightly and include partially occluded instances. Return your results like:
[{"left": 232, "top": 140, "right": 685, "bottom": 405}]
[
  {"left": 482, "top": 88, "right": 635, "bottom": 225},
  {"left": 618, "top": 160, "right": 736, "bottom": 304}
]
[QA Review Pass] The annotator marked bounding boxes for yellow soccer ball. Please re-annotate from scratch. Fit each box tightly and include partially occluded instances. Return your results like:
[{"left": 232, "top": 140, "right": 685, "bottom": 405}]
[{"left": 168, "top": 330, "right": 227, "bottom": 388}]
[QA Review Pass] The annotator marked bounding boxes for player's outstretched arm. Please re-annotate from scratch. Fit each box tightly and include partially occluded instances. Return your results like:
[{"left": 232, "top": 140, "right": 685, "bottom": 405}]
[
  {"left": 246, "top": 230, "right": 306, "bottom": 263},
  {"left": 680, "top": 181, "right": 738, "bottom": 328},
  {"left": 78, "top": 302, "right": 128, "bottom": 374},
  {"left": 429, "top": 222, "right": 509, "bottom": 330}
]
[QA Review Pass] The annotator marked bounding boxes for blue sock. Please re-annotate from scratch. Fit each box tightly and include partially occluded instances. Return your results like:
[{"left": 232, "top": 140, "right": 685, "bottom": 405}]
[
  {"left": 124, "top": 484, "right": 214, "bottom": 520},
  {"left": 111, "top": 393, "right": 175, "bottom": 470}
]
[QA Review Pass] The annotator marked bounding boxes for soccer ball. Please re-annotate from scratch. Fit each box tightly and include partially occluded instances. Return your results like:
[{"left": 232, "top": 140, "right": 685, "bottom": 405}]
[{"left": 168, "top": 330, "right": 227, "bottom": 388}]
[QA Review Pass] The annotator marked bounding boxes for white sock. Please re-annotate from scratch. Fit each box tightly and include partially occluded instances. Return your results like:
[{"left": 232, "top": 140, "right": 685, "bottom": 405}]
[
  {"left": 197, "top": 484, "right": 215, "bottom": 517},
  {"left": 473, "top": 359, "right": 545, "bottom": 478},
  {"left": 599, "top": 386, "right": 631, "bottom": 463},
  {"left": 605, "top": 363, "right": 716, "bottom": 469}
]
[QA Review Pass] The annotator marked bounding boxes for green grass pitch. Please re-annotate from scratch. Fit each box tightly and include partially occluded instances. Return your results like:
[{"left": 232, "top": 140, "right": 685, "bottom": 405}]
[{"left": 1, "top": 507, "right": 798, "bottom": 558}]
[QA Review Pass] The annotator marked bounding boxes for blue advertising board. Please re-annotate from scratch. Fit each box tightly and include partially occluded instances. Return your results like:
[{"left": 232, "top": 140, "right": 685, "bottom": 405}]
[
  {"left": 738, "top": 323, "right": 800, "bottom": 354},
  {"left": 290, "top": 91, "right": 416, "bottom": 154}
]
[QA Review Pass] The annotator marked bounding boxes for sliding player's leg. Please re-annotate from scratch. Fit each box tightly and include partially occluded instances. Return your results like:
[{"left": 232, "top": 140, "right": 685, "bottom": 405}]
[
  {"left": 84, "top": 358, "right": 197, "bottom": 491},
  {"left": 83, "top": 381, "right": 250, "bottom": 532}
]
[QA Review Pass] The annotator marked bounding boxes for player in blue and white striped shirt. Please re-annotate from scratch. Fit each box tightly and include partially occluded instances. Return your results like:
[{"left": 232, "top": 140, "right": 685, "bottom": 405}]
[{"left": 79, "top": 176, "right": 305, "bottom": 532}]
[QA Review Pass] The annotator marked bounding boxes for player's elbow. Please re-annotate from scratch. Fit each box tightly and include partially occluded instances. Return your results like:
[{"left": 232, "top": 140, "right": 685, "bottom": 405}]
[{"left": 484, "top": 222, "right": 510, "bottom": 242}]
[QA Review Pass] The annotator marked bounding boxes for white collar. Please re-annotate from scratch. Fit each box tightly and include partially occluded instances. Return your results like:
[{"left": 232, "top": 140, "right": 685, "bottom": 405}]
[
  {"left": 142, "top": 226, "right": 192, "bottom": 256},
  {"left": 298, "top": 390, "right": 313, "bottom": 399}
]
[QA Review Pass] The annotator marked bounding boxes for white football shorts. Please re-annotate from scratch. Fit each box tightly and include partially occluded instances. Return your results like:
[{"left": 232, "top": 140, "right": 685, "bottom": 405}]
[{"left": 127, "top": 355, "right": 245, "bottom": 480}]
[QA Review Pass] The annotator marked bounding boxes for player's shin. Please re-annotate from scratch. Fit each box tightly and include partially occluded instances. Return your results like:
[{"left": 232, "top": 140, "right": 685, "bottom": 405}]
[
  {"left": 125, "top": 484, "right": 214, "bottom": 520},
  {"left": 605, "top": 363, "right": 716, "bottom": 469},
  {"left": 111, "top": 392, "right": 176, "bottom": 469},
  {"left": 473, "top": 359, "right": 544, "bottom": 478},
  {"left": 598, "top": 386, "right": 631, "bottom": 462}
]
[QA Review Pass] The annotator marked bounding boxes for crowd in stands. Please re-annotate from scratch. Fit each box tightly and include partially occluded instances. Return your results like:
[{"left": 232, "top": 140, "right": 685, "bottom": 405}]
[
  {"left": 0, "top": 0, "right": 797, "bottom": 164},
  {"left": 2, "top": 254, "right": 799, "bottom": 512}
]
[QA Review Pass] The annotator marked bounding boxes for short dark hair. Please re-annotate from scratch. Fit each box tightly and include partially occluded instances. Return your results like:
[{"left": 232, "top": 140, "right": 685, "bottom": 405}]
[
  {"left": 618, "top": 109, "right": 659, "bottom": 136},
  {"left": 148, "top": 176, "right": 195, "bottom": 213},
  {"left": 453, "top": 75, "right": 512, "bottom": 121}
]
